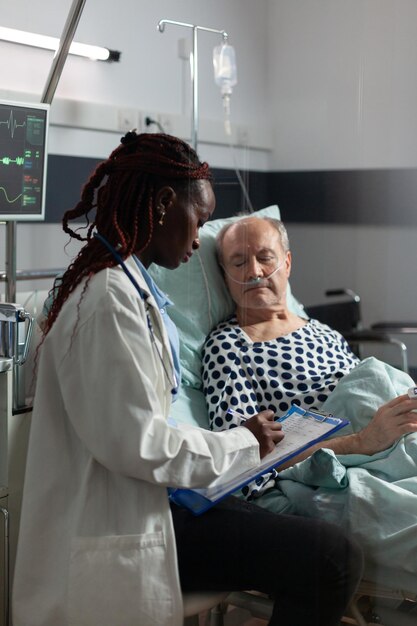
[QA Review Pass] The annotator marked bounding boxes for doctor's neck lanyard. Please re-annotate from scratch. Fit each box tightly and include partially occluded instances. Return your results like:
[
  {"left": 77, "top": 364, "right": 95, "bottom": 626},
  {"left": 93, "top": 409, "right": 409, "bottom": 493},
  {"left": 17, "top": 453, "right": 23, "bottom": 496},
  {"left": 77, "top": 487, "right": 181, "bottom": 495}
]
[{"left": 94, "top": 232, "right": 177, "bottom": 393}]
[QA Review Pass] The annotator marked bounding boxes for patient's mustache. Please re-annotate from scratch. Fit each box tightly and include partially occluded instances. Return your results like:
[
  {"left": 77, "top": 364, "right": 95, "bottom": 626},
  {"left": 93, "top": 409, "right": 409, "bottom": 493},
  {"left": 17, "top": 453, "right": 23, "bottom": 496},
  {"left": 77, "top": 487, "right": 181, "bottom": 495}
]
[{"left": 245, "top": 277, "right": 270, "bottom": 289}]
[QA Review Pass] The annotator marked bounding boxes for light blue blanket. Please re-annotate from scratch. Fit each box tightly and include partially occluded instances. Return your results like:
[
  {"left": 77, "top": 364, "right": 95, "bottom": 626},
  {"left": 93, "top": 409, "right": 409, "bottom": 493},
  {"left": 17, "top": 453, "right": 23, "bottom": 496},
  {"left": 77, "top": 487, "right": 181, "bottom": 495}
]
[{"left": 256, "top": 357, "right": 417, "bottom": 585}]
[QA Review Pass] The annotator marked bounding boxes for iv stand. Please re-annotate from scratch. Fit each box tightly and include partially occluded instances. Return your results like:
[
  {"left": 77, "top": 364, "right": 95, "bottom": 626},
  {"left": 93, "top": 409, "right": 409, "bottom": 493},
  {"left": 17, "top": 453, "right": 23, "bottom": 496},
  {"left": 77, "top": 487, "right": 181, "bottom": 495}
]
[{"left": 157, "top": 19, "right": 228, "bottom": 151}]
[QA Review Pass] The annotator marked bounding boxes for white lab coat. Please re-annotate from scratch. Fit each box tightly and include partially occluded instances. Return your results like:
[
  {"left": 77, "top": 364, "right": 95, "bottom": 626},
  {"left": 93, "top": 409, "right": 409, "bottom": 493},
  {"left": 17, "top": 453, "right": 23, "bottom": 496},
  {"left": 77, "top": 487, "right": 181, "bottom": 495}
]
[{"left": 12, "top": 257, "right": 259, "bottom": 626}]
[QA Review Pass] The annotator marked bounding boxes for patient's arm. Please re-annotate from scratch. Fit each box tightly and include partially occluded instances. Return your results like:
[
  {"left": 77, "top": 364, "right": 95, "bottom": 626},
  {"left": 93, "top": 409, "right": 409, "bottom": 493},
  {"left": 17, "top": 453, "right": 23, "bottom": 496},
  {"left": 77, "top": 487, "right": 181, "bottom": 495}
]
[
  {"left": 279, "top": 393, "right": 417, "bottom": 468},
  {"left": 351, "top": 393, "right": 417, "bottom": 454}
]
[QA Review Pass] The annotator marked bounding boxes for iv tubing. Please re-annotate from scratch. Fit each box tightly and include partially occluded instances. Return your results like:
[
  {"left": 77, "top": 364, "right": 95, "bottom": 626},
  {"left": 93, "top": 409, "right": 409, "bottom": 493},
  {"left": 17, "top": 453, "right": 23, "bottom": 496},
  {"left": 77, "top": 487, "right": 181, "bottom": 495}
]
[{"left": 224, "top": 125, "right": 255, "bottom": 213}]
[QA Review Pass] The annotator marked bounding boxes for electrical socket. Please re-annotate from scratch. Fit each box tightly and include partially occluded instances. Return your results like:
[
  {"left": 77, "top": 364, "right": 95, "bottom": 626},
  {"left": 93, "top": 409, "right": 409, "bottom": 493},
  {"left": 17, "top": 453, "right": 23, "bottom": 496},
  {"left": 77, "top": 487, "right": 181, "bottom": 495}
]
[
  {"left": 117, "top": 108, "right": 138, "bottom": 132},
  {"left": 141, "top": 112, "right": 159, "bottom": 133},
  {"left": 158, "top": 114, "right": 172, "bottom": 135},
  {"left": 140, "top": 112, "right": 173, "bottom": 135}
]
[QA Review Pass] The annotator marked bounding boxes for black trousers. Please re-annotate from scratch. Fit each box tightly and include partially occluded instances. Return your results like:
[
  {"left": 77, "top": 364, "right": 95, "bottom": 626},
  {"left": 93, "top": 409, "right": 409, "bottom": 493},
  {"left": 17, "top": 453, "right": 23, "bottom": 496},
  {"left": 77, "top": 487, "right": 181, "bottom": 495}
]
[{"left": 171, "top": 496, "right": 363, "bottom": 626}]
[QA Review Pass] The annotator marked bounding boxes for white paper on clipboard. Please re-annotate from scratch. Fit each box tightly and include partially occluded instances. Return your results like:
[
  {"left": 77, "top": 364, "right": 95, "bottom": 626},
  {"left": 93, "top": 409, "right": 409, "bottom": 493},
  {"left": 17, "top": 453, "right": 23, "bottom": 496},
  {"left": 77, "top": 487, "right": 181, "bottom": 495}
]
[{"left": 169, "top": 405, "right": 349, "bottom": 514}]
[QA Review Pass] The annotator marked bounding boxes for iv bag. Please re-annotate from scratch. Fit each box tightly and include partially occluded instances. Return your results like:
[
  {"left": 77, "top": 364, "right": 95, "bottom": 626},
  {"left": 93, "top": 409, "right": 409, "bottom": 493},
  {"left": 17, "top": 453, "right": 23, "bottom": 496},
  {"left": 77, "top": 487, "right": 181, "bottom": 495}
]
[{"left": 213, "top": 43, "right": 237, "bottom": 96}]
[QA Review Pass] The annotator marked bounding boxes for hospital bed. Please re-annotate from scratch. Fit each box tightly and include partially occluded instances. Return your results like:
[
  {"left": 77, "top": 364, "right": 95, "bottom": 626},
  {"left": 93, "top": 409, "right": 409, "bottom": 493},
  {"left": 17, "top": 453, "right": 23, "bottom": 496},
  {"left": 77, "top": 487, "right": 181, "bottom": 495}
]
[
  {"left": 2, "top": 205, "right": 417, "bottom": 626},
  {"left": 148, "top": 204, "right": 417, "bottom": 626}
]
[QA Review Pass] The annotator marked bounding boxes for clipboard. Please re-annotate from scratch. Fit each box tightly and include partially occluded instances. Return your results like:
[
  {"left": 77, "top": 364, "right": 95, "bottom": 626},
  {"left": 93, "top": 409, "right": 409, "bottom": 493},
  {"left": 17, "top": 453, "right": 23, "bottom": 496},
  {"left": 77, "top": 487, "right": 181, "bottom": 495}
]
[{"left": 168, "top": 405, "right": 349, "bottom": 515}]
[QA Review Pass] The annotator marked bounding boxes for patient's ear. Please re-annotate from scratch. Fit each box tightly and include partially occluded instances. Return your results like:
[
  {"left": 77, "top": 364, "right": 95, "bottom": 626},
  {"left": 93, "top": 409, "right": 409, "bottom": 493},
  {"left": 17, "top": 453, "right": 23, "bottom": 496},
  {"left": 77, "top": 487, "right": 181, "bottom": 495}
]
[{"left": 285, "top": 250, "right": 292, "bottom": 277}]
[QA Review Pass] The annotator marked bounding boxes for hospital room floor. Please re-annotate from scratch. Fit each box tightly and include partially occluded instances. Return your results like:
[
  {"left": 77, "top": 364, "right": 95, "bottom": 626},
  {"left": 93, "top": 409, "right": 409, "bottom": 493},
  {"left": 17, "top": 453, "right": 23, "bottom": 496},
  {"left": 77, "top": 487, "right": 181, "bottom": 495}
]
[
  {"left": 198, "top": 611, "right": 265, "bottom": 625},
  {"left": 197, "top": 607, "right": 386, "bottom": 625},
  {"left": 198, "top": 597, "right": 417, "bottom": 625},
  {"left": 198, "top": 603, "right": 359, "bottom": 625}
]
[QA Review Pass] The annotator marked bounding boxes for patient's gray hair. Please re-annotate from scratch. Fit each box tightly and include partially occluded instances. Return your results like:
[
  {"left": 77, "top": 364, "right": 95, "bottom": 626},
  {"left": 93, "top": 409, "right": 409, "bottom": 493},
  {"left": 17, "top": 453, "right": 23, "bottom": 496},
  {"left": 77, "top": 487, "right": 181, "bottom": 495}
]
[{"left": 215, "top": 216, "right": 290, "bottom": 266}]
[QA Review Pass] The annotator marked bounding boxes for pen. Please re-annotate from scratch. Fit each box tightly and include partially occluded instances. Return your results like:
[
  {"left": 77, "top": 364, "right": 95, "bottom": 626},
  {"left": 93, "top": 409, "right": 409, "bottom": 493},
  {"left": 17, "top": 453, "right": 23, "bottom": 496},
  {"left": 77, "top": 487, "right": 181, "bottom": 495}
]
[{"left": 226, "top": 408, "right": 248, "bottom": 422}]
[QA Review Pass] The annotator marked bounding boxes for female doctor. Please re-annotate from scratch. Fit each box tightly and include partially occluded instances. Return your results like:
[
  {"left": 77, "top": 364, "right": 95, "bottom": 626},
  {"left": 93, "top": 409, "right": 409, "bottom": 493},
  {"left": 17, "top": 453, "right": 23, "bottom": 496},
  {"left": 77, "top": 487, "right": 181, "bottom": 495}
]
[{"left": 12, "top": 132, "right": 362, "bottom": 626}]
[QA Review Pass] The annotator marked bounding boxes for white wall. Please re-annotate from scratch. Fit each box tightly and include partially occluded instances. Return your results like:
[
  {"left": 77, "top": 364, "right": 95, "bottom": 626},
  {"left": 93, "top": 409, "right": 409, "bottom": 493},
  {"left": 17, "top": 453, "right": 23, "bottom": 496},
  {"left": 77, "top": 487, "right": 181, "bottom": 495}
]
[
  {"left": 267, "top": 0, "right": 417, "bottom": 171},
  {"left": 266, "top": 0, "right": 417, "bottom": 367}
]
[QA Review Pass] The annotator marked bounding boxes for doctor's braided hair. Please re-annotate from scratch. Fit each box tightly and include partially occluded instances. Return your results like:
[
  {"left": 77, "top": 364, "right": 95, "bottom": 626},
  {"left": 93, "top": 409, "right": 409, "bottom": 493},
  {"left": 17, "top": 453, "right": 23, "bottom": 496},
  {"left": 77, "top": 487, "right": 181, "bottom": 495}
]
[{"left": 44, "top": 132, "right": 212, "bottom": 335}]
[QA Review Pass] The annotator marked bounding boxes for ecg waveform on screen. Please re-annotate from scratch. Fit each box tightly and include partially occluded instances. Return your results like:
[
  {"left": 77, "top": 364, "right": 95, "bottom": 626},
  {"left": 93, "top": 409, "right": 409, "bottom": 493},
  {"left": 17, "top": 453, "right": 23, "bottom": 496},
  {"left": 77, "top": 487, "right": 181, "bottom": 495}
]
[
  {"left": 0, "top": 156, "right": 24, "bottom": 165},
  {"left": 0, "top": 110, "right": 26, "bottom": 139},
  {"left": 0, "top": 186, "right": 22, "bottom": 204},
  {"left": 0, "top": 103, "right": 47, "bottom": 217}
]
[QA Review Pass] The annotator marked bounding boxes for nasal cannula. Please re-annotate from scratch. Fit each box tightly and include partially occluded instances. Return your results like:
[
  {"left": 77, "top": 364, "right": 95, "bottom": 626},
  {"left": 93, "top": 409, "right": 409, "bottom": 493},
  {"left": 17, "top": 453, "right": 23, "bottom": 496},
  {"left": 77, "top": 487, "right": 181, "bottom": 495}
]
[{"left": 223, "top": 261, "right": 284, "bottom": 286}]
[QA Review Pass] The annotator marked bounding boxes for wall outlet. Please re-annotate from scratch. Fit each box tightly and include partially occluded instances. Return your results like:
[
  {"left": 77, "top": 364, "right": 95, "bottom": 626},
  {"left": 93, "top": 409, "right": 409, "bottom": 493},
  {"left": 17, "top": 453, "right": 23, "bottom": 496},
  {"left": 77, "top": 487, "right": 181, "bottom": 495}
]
[
  {"left": 141, "top": 113, "right": 159, "bottom": 133},
  {"left": 117, "top": 108, "right": 138, "bottom": 132},
  {"left": 140, "top": 112, "right": 173, "bottom": 135},
  {"left": 158, "top": 114, "right": 172, "bottom": 135}
]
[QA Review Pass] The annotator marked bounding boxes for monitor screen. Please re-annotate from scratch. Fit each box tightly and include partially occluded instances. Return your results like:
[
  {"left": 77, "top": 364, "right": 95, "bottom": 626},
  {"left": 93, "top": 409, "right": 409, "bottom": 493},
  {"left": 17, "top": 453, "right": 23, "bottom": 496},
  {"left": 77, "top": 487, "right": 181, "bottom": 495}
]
[{"left": 0, "top": 100, "right": 49, "bottom": 221}]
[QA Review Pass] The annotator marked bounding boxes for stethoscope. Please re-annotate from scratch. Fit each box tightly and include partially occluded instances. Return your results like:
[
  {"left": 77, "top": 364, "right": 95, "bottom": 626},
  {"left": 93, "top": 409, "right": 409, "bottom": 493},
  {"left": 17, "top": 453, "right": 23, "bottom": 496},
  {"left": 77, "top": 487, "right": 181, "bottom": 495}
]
[{"left": 94, "top": 232, "right": 177, "bottom": 394}]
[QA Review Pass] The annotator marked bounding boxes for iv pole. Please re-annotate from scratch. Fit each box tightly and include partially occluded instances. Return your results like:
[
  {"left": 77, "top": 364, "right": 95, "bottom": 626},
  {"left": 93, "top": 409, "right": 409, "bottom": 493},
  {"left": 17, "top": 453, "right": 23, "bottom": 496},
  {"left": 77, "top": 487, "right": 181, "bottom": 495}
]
[{"left": 157, "top": 19, "right": 228, "bottom": 151}]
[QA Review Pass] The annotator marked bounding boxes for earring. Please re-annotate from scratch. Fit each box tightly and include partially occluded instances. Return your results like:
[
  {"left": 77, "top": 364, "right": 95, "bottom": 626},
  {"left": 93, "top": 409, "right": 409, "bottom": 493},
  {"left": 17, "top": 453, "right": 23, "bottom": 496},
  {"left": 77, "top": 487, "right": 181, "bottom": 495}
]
[{"left": 158, "top": 209, "right": 166, "bottom": 226}]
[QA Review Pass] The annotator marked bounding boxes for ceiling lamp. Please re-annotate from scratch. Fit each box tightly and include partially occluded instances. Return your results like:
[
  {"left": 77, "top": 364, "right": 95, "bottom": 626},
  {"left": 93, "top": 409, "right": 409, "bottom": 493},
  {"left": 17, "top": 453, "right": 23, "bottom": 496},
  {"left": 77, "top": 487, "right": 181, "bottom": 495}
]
[{"left": 0, "top": 26, "right": 120, "bottom": 62}]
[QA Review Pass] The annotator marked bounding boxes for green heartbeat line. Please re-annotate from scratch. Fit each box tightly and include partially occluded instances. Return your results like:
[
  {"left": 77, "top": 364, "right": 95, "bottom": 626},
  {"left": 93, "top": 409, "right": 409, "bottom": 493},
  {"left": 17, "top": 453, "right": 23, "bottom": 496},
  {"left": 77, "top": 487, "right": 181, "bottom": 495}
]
[
  {"left": 0, "top": 111, "right": 26, "bottom": 138},
  {"left": 0, "top": 156, "right": 24, "bottom": 165},
  {"left": 0, "top": 187, "right": 22, "bottom": 204}
]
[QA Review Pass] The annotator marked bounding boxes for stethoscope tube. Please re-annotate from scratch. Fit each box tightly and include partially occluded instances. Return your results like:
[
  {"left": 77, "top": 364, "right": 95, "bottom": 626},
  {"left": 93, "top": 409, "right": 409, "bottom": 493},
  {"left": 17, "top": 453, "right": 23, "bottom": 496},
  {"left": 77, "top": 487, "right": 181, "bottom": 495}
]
[
  {"left": 94, "top": 232, "right": 177, "bottom": 393},
  {"left": 94, "top": 233, "right": 147, "bottom": 300}
]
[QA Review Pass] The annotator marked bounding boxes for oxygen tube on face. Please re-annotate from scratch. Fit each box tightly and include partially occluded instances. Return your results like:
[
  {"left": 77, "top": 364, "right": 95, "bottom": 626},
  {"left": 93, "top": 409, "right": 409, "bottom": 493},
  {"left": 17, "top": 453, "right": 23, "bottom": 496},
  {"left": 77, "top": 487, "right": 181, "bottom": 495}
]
[{"left": 223, "top": 261, "right": 284, "bottom": 286}]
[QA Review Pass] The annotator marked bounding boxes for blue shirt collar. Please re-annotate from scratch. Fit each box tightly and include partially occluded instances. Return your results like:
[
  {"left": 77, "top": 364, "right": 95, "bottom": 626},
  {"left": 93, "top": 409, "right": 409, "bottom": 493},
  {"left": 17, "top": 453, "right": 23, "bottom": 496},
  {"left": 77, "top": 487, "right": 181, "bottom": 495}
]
[{"left": 132, "top": 256, "right": 173, "bottom": 310}]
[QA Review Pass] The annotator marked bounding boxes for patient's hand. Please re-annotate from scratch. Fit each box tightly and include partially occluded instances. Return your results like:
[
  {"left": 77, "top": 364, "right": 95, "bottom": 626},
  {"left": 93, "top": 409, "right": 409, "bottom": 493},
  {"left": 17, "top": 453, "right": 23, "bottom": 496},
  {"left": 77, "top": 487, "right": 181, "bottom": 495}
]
[
  {"left": 242, "top": 410, "right": 284, "bottom": 458},
  {"left": 356, "top": 394, "right": 417, "bottom": 455}
]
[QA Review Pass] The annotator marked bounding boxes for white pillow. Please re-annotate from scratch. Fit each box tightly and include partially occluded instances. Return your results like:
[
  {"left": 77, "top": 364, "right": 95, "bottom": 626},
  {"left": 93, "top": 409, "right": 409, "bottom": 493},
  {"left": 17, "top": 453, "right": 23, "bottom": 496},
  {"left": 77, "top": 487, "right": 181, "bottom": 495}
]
[{"left": 149, "top": 205, "right": 306, "bottom": 403}]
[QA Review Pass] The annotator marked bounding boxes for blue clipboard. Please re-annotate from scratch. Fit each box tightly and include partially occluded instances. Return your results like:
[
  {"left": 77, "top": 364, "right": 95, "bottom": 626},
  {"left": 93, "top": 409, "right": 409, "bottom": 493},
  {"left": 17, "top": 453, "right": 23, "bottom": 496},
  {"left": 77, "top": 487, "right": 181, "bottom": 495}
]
[{"left": 169, "top": 405, "right": 349, "bottom": 515}]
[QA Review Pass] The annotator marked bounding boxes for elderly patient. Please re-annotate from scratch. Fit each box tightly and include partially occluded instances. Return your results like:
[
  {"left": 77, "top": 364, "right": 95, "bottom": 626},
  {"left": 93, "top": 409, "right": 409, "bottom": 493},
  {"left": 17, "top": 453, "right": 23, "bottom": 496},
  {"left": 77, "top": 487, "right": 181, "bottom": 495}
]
[{"left": 202, "top": 215, "right": 417, "bottom": 501}]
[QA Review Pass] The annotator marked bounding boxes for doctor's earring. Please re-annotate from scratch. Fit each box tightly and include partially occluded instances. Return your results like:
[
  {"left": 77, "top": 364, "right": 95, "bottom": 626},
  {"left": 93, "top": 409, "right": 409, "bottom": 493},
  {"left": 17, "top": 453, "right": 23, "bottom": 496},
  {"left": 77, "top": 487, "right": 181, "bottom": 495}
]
[{"left": 158, "top": 208, "right": 166, "bottom": 226}]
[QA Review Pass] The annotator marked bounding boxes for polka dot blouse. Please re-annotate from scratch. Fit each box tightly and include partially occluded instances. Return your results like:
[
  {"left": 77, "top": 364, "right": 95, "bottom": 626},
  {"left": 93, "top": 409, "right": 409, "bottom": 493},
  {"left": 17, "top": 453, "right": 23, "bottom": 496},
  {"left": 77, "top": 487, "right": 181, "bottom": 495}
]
[{"left": 202, "top": 316, "right": 360, "bottom": 500}]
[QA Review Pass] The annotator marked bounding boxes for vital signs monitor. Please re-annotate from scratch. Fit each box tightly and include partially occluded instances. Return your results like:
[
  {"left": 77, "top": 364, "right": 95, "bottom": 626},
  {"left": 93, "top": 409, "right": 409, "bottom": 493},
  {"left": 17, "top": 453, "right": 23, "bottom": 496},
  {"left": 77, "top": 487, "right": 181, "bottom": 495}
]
[{"left": 0, "top": 100, "right": 49, "bottom": 220}]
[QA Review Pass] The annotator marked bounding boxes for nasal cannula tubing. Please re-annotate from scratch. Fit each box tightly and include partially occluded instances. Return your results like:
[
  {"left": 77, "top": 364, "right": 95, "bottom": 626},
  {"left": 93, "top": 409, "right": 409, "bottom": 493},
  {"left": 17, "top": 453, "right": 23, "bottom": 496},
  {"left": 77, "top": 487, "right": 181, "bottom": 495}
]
[{"left": 223, "top": 260, "right": 284, "bottom": 286}]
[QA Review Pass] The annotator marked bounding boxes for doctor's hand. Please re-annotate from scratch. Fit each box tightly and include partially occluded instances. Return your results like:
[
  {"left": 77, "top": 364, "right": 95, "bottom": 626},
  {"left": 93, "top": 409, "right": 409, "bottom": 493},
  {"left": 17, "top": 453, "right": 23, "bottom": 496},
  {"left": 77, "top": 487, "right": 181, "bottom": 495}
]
[
  {"left": 242, "top": 410, "right": 284, "bottom": 458},
  {"left": 356, "top": 394, "right": 417, "bottom": 455}
]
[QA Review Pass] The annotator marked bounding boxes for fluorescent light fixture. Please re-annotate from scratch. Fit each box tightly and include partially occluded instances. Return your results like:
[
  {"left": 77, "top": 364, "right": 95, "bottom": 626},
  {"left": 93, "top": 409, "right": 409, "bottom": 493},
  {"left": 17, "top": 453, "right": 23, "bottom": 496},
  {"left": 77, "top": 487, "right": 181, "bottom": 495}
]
[{"left": 0, "top": 26, "right": 120, "bottom": 62}]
